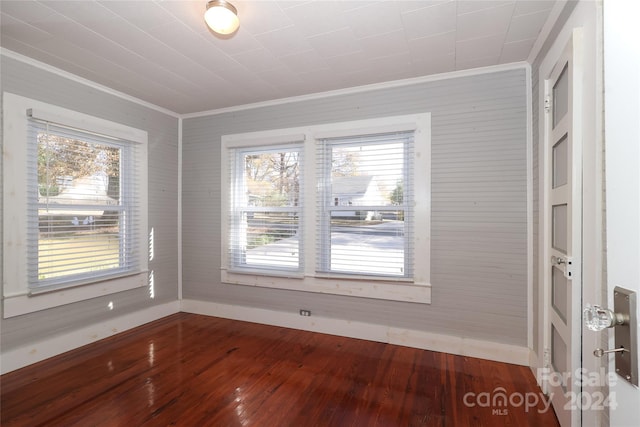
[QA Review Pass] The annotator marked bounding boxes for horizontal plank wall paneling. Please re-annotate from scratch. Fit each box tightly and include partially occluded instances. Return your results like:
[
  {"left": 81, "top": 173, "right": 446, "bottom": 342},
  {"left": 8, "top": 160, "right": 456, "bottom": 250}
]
[
  {"left": 0, "top": 55, "right": 180, "bottom": 354},
  {"left": 183, "top": 69, "right": 529, "bottom": 347}
]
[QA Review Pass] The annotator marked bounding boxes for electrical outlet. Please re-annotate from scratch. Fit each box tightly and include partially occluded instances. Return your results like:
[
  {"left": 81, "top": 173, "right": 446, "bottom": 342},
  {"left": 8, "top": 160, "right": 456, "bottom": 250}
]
[{"left": 299, "top": 309, "right": 311, "bottom": 317}]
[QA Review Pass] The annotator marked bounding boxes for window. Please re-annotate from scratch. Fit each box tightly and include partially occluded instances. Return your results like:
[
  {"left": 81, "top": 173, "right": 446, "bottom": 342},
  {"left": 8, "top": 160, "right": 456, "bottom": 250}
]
[
  {"left": 30, "top": 119, "right": 140, "bottom": 290},
  {"left": 317, "top": 132, "right": 413, "bottom": 278},
  {"left": 228, "top": 144, "right": 303, "bottom": 273},
  {"left": 222, "top": 114, "right": 431, "bottom": 303},
  {"left": 3, "top": 93, "right": 148, "bottom": 317}
]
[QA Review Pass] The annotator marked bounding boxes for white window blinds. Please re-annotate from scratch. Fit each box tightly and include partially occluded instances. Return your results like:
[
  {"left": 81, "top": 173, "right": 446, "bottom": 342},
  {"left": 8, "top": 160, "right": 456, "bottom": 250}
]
[
  {"left": 317, "top": 132, "right": 414, "bottom": 278},
  {"left": 228, "top": 144, "right": 303, "bottom": 273},
  {"left": 27, "top": 118, "right": 143, "bottom": 292}
]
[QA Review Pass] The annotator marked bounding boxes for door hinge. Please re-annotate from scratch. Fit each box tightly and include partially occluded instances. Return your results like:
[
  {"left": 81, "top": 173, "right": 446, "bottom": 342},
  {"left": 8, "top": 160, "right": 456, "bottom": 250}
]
[
  {"left": 544, "top": 95, "right": 551, "bottom": 113},
  {"left": 543, "top": 347, "right": 551, "bottom": 368}
]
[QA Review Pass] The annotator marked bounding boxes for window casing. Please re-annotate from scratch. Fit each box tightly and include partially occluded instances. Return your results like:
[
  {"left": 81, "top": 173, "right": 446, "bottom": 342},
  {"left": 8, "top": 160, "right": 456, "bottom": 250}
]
[
  {"left": 221, "top": 114, "right": 431, "bottom": 304},
  {"left": 3, "top": 93, "right": 148, "bottom": 318}
]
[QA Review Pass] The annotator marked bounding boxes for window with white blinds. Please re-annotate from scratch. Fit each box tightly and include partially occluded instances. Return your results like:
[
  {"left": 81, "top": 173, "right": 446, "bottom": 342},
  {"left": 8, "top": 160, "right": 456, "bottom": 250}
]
[
  {"left": 317, "top": 132, "right": 414, "bottom": 278},
  {"left": 228, "top": 144, "right": 303, "bottom": 273},
  {"left": 28, "top": 119, "right": 142, "bottom": 292},
  {"left": 2, "top": 93, "right": 149, "bottom": 317},
  {"left": 221, "top": 113, "right": 431, "bottom": 304}
]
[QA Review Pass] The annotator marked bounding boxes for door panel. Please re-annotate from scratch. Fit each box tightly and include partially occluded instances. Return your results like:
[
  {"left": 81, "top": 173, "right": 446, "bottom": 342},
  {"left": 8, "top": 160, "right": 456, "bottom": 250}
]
[
  {"left": 552, "top": 64, "right": 569, "bottom": 127},
  {"left": 552, "top": 325, "right": 569, "bottom": 383},
  {"left": 552, "top": 136, "right": 568, "bottom": 188},
  {"left": 552, "top": 204, "right": 568, "bottom": 253},
  {"left": 552, "top": 267, "right": 568, "bottom": 324}
]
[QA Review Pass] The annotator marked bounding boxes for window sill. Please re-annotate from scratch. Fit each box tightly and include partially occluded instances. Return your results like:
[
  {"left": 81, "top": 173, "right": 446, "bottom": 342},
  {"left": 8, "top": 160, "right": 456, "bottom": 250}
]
[
  {"left": 2, "top": 272, "right": 148, "bottom": 318},
  {"left": 221, "top": 269, "right": 431, "bottom": 304}
]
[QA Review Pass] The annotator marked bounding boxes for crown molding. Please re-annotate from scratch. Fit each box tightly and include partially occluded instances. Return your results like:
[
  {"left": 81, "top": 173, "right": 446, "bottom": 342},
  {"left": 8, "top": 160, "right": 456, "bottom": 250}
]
[
  {"left": 1, "top": 47, "right": 530, "bottom": 121},
  {"left": 182, "top": 61, "right": 530, "bottom": 119},
  {"left": 1, "top": 48, "right": 180, "bottom": 119}
]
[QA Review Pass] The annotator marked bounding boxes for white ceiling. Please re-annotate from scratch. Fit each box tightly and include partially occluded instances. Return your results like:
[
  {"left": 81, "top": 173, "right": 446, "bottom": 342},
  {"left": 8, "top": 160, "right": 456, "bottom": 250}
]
[{"left": 0, "top": 0, "right": 557, "bottom": 114}]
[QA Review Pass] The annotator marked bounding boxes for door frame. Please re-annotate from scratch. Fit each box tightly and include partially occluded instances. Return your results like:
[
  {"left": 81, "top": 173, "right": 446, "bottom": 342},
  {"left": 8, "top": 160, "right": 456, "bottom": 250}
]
[{"left": 603, "top": 0, "right": 640, "bottom": 424}]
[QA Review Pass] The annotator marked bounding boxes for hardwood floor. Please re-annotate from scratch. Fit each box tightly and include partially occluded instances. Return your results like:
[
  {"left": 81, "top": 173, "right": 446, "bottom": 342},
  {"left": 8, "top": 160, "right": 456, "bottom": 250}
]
[{"left": 1, "top": 313, "right": 559, "bottom": 426}]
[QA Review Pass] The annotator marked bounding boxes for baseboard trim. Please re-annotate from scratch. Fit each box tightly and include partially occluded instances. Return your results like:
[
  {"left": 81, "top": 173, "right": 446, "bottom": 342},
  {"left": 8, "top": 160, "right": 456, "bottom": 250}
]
[
  {"left": 181, "top": 299, "right": 531, "bottom": 366},
  {"left": 529, "top": 350, "right": 545, "bottom": 390},
  {"left": 0, "top": 301, "right": 180, "bottom": 374},
  {"left": 1, "top": 299, "right": 531, "bottom": 374}
]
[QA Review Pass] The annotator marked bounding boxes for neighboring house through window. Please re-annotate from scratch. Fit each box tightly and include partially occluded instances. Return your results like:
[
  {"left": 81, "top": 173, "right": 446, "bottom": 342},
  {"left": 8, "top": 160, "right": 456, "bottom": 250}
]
[{"left": 317, "top": 132, "right": 414, "bottom": 278}]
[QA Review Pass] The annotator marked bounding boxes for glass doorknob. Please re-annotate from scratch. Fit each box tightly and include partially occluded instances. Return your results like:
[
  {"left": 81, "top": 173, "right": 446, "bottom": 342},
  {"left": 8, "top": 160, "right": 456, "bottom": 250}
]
[{"left": 583, "top": 304, "right": 627, "bottom": 331}]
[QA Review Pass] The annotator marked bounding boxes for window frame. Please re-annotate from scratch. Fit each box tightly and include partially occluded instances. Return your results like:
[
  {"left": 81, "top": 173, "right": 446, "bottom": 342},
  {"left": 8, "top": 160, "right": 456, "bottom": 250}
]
[
  {"left": 228, "top": 143, "right": 304, "bottom": 275},
  {"left": 2, "top": 93, "right": 148, "bottom": 318},
  {"left": 221, "top": 114, "right": 431, "bottom": 304},
  {"left": 317, "top": 132, "right": 414, "bottom": 279}
]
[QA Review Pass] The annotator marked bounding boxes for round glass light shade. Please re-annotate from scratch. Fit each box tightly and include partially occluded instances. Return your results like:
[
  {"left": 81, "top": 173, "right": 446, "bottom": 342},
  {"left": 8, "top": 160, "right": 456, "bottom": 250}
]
[{"left": 204, "top": 0, "right": 239, "bottom": 35}]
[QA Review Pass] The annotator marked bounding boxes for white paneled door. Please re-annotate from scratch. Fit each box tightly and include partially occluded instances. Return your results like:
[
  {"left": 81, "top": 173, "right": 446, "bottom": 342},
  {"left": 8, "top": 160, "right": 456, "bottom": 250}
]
[{"left": 544, "top": 29, "right": 583, "bottom": 427}]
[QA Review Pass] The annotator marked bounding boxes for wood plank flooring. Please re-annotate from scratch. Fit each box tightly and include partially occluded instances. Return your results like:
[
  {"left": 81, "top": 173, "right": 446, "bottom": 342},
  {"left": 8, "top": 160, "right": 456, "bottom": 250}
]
[{"left": 1, "top": 313, "right": 559, "bottom": 426}]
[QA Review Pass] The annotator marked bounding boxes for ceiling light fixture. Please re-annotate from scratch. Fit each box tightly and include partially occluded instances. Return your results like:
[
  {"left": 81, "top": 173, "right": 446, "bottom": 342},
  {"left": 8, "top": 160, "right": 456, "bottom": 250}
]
[{"left": 204, "top": 0, "right": 240, "bottom": 35}]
